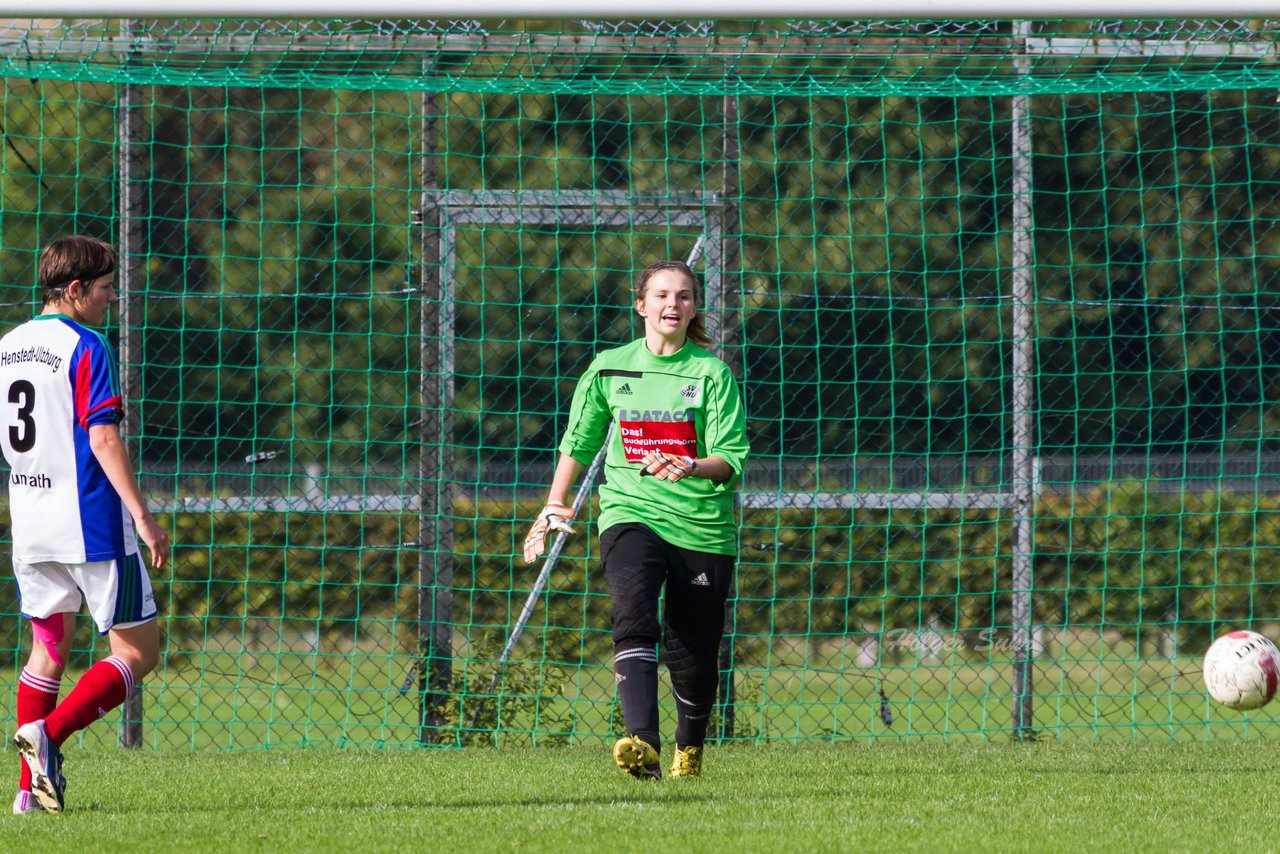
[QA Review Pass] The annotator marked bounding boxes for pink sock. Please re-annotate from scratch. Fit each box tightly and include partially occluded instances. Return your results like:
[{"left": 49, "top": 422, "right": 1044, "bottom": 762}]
[
  {"left": 44, "top": 657, "right": 133, "bottom": 747},
  {"left": 15, "top": 670, "right": 60, "bottom": 791}
]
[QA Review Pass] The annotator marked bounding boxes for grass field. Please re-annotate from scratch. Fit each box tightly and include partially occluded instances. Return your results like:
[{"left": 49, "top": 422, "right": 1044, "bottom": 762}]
[{"left": 0, "top": 742, "right": 1274, "bottom": 851}]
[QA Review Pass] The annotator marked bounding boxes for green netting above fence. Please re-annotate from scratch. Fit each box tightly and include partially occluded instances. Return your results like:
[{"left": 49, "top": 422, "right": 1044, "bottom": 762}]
[{"left": 1, "top": 18, "right": 1278, "bottom": 95}]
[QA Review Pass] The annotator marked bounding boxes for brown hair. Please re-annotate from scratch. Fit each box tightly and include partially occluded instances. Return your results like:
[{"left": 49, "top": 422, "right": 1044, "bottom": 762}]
[
  {"left": 38, "top": 235, "right": 116, "bottom": 306},
  {"left": 634, "top": 260, "right": 712, "bottom": 347}
]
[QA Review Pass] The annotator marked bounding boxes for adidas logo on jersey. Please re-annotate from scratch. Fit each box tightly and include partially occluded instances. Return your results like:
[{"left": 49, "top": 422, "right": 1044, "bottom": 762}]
[
  {"left": 617, "top": 383, "right": 632, "bottom": 395},
  {"left": 691, "top": 572, "right": 711, "bottom": 587}
]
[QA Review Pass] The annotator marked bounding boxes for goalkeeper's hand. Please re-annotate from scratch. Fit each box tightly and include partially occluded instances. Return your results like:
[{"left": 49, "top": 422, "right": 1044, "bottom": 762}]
[
  {"left": 523, "top": 502, "right": 575, "bottom": 565},
  {"left": 641, "top": 451, "right": 698, "bottom": 482}
]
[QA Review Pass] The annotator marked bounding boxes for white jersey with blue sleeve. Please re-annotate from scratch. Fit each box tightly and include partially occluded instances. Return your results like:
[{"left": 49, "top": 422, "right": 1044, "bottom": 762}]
[{"left": 0, "top": 314, "right": 137, "bottom": 564}]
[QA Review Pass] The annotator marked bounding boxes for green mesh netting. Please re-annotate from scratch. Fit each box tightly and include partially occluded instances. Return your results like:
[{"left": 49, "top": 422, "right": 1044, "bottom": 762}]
[{"left": 0, "top": 18, "right": 1277, "bottom": 748}]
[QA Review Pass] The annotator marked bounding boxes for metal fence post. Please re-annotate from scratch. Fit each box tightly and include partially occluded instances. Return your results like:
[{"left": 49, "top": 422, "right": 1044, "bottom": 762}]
[
  {"left": 417, "top": 85, "right": 454, "bottom": 744},
  {"left": 718, "top": 92, "right": 742, "bottom": 741},
  {"left": 1010, "top": 19, "right": 1037, "bottom": 740},
  {"left": 117, "top": 17, "right": 145, "bottom": 751}
]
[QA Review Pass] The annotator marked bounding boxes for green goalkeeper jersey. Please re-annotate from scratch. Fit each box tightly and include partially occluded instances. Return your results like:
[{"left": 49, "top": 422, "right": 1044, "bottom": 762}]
[{"left": 559, "top": 337, "right": 750, "bottom": 556}]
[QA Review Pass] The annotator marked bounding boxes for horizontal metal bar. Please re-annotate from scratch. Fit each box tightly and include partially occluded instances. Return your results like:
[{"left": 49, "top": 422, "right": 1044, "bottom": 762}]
[
  {"left": 160, "top": 494, "right": 420, "bottom": 512},
  {"left": 2, "top": 3, "right": 1278, "bottom": 19},
  {"left": 739, "top": 491, "right": 1014, "bottom": 510},
  {"left": 3, "top": 32, "right": 1273, "bottom": 62},
  {"left": 156, "top": 490, "right": 1013, "bottom": 513},
  {"left": 433, "top": 190, "right": 720, "bottom": 208},
  {"left": 0, "top": 33, "right": 1021, "bottom": 57},
  {"left": 1026, "top": 36, "right": 1276, "bottom": 58},
  {"left": 444, "top": 208, "right": 708, "bottom": 226}
]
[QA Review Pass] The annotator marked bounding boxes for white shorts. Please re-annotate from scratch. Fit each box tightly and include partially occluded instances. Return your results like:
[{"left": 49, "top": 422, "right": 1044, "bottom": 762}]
[{"left": 15, "top": 552, "right": 157, "bottom": 635}]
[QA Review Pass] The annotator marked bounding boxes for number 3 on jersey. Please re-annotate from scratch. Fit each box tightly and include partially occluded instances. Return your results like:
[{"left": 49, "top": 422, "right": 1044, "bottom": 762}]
[{"left": 8, "top": 380, "right": 36, "bottom": 452}]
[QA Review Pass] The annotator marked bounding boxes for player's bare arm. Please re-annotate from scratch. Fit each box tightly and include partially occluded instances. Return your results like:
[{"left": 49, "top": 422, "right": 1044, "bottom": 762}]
[{"left": 87, "top": 422, "right": 170, "bottom": 570}]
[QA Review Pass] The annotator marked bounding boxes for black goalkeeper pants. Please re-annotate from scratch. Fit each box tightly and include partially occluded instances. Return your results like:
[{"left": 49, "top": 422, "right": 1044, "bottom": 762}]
[{"left": 601, "top": 522, "right": 735, "bottom": 750}]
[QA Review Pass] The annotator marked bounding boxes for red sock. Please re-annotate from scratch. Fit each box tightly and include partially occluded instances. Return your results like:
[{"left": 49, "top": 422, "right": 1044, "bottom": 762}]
[
  {"left": 44, "top": 657, "right": 133, "bottom": 748},
  {"left": 16, "top": 670, "right": 60, "bottom": 791}
]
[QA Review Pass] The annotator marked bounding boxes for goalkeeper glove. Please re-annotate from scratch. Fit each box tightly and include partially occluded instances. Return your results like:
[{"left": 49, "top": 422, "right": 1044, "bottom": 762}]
[
  {"left": 523, "top": 502, "right": 575, "bottom": 564},
  {"left": 641, "top": 451, "right": 698, "bottom": 482}
]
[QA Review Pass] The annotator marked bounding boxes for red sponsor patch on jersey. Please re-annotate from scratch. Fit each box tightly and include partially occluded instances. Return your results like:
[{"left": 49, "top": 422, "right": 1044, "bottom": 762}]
[{"left": 619, "top": 418, "right": 697, "bottom": 462}]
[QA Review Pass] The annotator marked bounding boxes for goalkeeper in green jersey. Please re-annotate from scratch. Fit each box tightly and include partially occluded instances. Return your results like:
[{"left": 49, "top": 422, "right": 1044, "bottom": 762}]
[{"left": 523, "top": 260, "right": 749, "bottom": 779}]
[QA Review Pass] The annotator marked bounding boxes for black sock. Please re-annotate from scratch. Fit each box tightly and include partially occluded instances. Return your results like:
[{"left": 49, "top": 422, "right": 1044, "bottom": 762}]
[{"left": 614, "top": 645, "right": 660, "bottom": 752}]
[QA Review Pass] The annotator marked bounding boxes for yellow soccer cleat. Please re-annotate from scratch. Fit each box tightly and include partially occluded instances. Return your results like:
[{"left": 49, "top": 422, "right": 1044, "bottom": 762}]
[
  {"left": 613, "top": 735, "right": 662, "bottom": 780},
  {"left": 669, "top": 745, "right": 703, "bottom": 778}
]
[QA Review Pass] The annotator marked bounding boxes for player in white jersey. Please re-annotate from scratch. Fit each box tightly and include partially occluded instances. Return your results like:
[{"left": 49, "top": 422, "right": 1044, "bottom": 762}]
[{"left": 0, "top": 236, "right": 169, "bottom": 815}]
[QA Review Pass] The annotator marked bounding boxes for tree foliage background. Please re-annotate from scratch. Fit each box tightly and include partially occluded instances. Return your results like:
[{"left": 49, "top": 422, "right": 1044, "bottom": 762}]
[{"left": 0, "top": 82, "right": 1275, "bottom": 483}]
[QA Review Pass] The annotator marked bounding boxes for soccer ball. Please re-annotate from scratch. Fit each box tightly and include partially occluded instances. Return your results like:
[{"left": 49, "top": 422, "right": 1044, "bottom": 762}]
[{"left": 1202, "top": 630, "right": 1280, "bottom": 711}]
